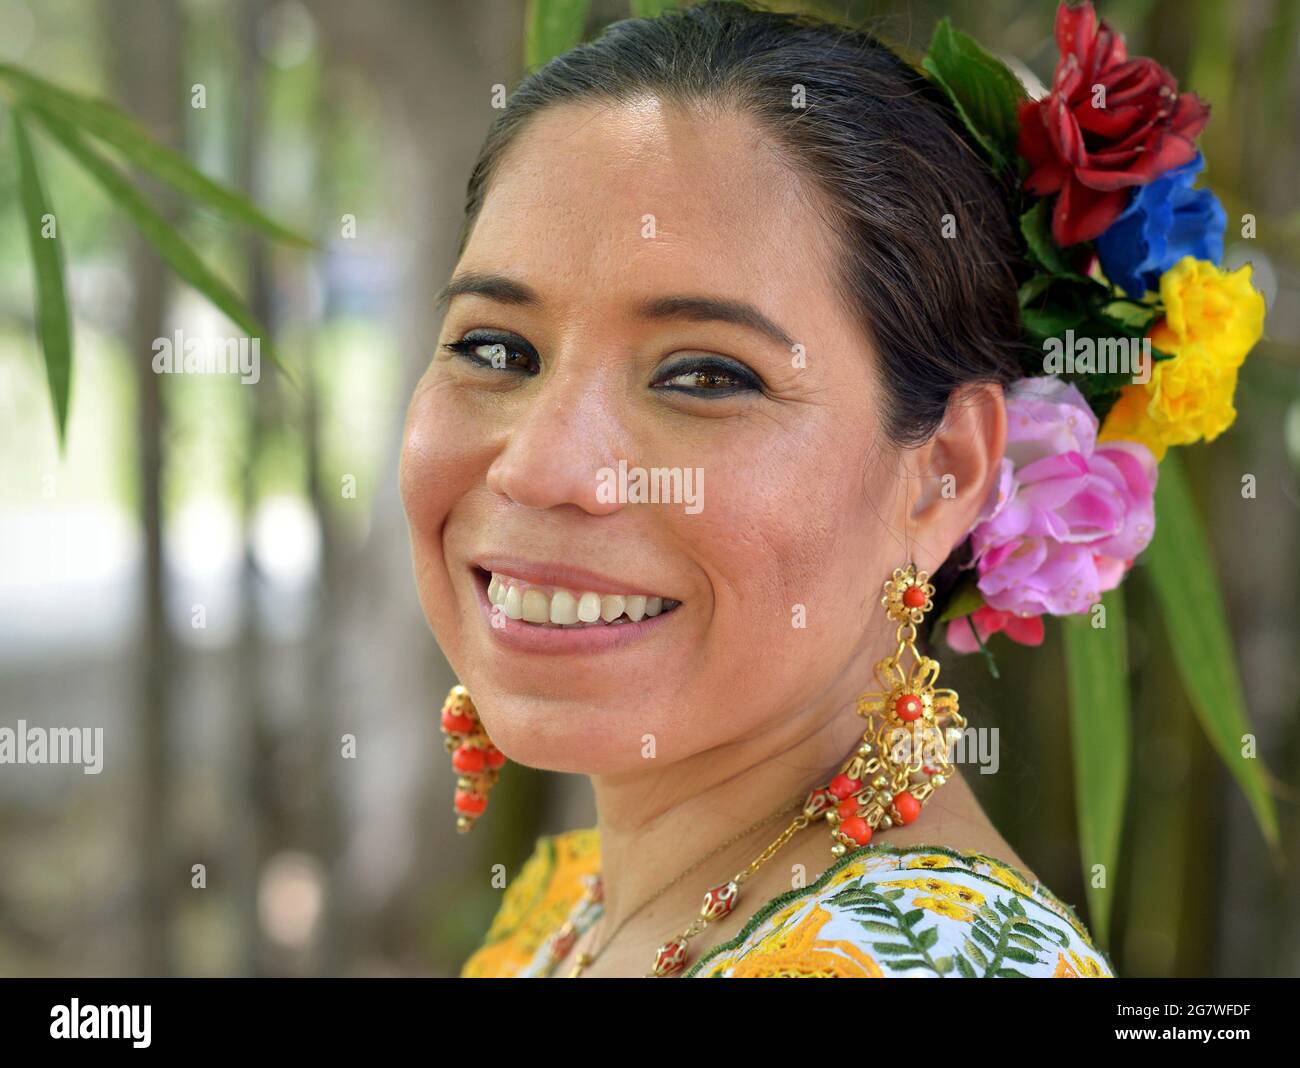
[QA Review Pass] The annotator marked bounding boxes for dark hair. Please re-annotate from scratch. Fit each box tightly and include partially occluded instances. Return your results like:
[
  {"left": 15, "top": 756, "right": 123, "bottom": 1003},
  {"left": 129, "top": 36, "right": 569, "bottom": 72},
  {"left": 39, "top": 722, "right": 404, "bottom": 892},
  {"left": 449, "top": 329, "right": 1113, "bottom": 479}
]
[{"left": 456, "top": 0, "right": 1026, "bottom": 450}]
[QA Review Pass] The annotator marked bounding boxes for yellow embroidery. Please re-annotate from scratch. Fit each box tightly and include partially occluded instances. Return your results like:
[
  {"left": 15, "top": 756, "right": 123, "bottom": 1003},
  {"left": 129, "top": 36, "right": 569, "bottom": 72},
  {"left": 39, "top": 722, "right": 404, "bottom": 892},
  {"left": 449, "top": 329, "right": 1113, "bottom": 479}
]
[
  {"left": 459, "top": 830, "right": 1115, "bottom": 978},
  {"left": 826, "top": 861, "right": 868, "bottom": 888},
  {"left": 985, "top": 862, "right": 1036, "bottom": 898},
  {"left": 879, "top": 876, "right": 986, "bottom": 905},
  {"left": 459, "top": 828, "right": 600, "bottom": 978},
  {"left": 1053, "top": 949, "right": 1110, "bottom": 978},
  {"left": 725, "top": 903, "right": 884, "bottom": 978},
  {"left": 913, "top": 895, "right": 976, "bottom": 921}
]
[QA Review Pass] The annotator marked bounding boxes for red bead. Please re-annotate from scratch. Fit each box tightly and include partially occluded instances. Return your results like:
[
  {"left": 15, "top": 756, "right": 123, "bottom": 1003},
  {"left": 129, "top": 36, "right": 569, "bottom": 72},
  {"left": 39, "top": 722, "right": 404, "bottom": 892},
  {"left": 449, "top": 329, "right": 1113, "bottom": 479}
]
[
  {"left": 550, "top": 926, "right": 577, "bottom": 960},
  {"left": 653, "top": 940, "right": 689, "bottom": 976},
  {"left": 829, "top": 773, "right": 861, "bottom": 800},
  {"left": 894, "top": 694, "right": 923, "bottom": 721},
  {"left": 701, "top": 882, "right": 739, "bottom": 921},
  {"left": 441, "top": 710, "right": 476, "bottom": 733},
  {"left": 454, "top": 790, "right": 486, "bottom": 814},
  {"left": 840, "top": 816, "right": 872, "bottom": 846},
  {"left": 837, "top": 797, "right": 859, "bottom": 819},
  {"left": 893, "top": 791, "right": 921, "bottom": 824},
  {"left": 902, "top": 586, "right": 927, "bottom": 609},
  {"left": 484, "top": 746, "right": 506, "bottom": 769},
  {"left": 452, "top": 745, "right": 485, "bottom": 772},
  {"left": 802, "top": 787, "right": 836, "bottom": 818}
]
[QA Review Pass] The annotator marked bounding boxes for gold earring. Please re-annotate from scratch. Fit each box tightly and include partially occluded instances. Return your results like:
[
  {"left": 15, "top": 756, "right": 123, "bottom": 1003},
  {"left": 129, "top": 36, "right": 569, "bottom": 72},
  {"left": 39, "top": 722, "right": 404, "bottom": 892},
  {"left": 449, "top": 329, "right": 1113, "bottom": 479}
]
[
  {"left": 823, "top": 564, "right": 965, "bottom": 856},
  {"left": 440, "top": 685, "right": 505, "bottom": 833}
]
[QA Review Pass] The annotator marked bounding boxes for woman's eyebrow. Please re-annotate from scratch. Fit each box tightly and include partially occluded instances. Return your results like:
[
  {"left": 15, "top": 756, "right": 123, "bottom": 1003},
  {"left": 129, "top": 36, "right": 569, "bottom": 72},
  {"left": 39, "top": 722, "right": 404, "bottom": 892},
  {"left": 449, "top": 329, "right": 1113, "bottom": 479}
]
[
  {"left": 436, "top": 272, "right": 795, "bottom": 351},
  {"left": 436, "top": 271, "right": 538, "bottom": 309},
  {"left": 636, "top": 295, "right": 796, "bottom": 351}
]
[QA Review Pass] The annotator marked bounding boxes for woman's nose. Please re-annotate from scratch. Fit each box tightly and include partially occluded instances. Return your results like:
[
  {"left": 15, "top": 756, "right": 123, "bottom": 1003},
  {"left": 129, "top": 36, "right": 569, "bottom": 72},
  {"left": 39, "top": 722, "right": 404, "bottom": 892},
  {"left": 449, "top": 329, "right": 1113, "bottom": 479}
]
[{"left": 484, "top": 368, "right": 627, "bottom": 516}]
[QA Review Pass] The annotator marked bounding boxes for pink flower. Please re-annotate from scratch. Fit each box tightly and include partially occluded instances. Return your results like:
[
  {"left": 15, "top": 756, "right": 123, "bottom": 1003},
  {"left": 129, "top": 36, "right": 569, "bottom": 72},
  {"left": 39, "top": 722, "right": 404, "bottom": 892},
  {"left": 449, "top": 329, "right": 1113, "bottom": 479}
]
[
  {"left": 946, "top": 607, "right": 1045, "bottom": 654},
  {"left": 968, "top": 377, "right": 1158, "bottom": 618}
]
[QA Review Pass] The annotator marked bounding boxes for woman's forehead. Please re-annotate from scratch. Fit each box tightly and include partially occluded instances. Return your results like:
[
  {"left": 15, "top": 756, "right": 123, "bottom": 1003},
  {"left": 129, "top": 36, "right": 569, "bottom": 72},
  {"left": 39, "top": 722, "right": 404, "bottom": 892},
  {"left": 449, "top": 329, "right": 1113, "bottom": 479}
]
[{"left": 462, "top": 101, "right": 840, "bottom": 331}]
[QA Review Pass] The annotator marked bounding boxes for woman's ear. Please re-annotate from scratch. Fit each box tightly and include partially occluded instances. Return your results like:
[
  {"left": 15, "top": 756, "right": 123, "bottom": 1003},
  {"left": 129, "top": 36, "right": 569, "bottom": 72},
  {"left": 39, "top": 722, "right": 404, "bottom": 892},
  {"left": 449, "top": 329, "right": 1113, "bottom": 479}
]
[{"left": 905, "top": 382, "right": 1007, "bottom": 573}]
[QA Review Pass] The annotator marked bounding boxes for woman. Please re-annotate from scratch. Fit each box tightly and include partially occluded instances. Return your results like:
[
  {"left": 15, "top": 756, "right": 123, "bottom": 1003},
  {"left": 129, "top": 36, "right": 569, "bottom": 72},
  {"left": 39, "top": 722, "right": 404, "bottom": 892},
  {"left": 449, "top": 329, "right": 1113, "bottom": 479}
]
[{"left": 400, "top": 1, "right": 1120, "bottom": 978}]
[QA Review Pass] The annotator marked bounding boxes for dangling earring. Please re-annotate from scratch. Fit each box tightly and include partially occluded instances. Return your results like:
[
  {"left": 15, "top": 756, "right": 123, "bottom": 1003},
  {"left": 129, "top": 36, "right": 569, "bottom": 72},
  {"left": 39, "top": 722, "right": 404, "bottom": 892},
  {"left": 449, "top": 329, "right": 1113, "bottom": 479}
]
[
  {"left": 440, "top": 684, "right": 505, "bottom": 833},
  {"left": 823, "top": 564, "right": 965, "bottom": 856}
]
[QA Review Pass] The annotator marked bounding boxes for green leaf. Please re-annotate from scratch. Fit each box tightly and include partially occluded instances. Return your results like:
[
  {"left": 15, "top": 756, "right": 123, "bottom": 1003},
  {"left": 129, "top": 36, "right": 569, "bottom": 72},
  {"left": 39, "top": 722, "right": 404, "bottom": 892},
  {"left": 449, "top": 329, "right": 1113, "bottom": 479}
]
[
  {"left": 11, "top": 108, "right": 73, "bottom": 448},
  {"left": 29, "top": 106, "right": 293, "bottom": 385},
  {"left": 1147, "top": 452, "right": 1280, "bottom": 849},
  {"left": 1020, "top": 306, "right": 1085, "bottom": 345},
  {"left": 1020, "top": 201, "right": 1087, "bottom": 280},
  {"left": 525, "top": 0, "right": 591, "bottom": 69},
  {"left": 1100, "top": 299, "right": 1160, "bottom": 334},
  {"left": 1061, "top": 586, "right": 1130, "bottom": 946},
  {"left": 938, "top": 577, "right": 985, "bottom": 623},
  {"left": 868, "top": 942, "right": 916, "bottom": 956},
  {"left": 921, "top": 17, "right": 1026, "bottom": 171},
  {"left": 630, "top": 0, "right": 677, "bottom": 15},
  {"left": 0, "top": 63, "right": 314, "bottom": 249}
]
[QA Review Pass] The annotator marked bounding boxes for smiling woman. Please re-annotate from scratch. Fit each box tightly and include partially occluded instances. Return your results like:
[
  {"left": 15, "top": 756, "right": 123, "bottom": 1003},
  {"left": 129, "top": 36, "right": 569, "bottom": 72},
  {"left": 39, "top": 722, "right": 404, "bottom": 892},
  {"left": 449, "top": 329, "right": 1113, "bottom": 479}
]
[{"left": 399, "top": 0, "right": 1113, "bottom": 979}]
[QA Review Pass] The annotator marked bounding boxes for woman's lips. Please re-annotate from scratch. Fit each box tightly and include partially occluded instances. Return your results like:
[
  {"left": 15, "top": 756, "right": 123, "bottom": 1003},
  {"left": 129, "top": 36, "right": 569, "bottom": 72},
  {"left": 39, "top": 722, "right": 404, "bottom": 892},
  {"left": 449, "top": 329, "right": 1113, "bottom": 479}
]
[{"left": 469, "top": 566, "right": 682, "bottom": 655}]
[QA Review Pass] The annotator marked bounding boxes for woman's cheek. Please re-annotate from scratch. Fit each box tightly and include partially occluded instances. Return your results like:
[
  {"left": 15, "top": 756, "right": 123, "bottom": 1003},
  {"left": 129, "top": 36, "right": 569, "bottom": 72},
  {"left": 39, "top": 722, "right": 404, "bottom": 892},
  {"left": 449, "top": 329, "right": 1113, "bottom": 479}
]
[{"left": 400, "top": 373, "right": 487, "bottom": 530}]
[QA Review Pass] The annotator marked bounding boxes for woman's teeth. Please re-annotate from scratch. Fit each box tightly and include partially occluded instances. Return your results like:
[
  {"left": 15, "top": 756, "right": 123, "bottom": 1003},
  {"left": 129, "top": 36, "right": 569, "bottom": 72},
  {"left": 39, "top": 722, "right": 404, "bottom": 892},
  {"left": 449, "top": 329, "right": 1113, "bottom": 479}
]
[{"left": 485, "top": 572, "right": 679, "bottom": 627}]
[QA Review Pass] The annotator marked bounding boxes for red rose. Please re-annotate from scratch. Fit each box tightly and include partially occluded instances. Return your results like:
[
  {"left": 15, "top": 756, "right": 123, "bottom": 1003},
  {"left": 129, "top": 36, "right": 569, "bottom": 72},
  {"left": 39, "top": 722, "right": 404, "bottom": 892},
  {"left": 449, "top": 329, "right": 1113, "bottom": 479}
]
[
  {"left": 945, "top": 606, "right": 1045, "bottom": 654},
  {"left": 1018, "top": 0, "right": 1210, "bottom": 247}
]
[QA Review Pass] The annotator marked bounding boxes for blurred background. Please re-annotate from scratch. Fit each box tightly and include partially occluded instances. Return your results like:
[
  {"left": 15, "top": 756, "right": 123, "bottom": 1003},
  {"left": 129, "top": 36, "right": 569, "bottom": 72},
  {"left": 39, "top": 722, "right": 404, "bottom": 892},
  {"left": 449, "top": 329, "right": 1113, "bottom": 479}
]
[{"left": 0, "top": 0, "right": 1296, "bottom": 978}]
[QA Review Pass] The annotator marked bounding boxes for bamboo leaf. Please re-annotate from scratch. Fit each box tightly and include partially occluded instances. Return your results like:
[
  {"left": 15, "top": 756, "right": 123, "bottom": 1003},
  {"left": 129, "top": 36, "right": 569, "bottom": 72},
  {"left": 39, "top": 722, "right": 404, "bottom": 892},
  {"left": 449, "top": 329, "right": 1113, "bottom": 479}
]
[
  {"left": 29, "top": 105, "right": 293, "bottom": 385},
  {"left": 1062, "top": 587, "right": 1129, "bottom": 946},
  {"left": 630, "top": 0, "right": 677, "bottom": 15},
  {"left": 525, "top": 0, "right": 591, "bottom": 69},
  {"left": 0, "top": 63, "right": 314, "bottom": 249},
  {"left": 11, "top": 108, "right": 73, "bottom": 447},
  {"left": 1147, "top": 451, "right": 1280, "bottom": 848}
]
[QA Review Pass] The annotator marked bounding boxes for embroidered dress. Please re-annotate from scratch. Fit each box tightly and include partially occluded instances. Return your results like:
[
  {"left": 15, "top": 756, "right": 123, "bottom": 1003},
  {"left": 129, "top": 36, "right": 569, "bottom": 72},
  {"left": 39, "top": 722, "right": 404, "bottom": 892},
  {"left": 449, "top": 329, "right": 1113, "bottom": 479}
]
[{"left": 459, "top": 827, "right": 1116, "bottom": 978}]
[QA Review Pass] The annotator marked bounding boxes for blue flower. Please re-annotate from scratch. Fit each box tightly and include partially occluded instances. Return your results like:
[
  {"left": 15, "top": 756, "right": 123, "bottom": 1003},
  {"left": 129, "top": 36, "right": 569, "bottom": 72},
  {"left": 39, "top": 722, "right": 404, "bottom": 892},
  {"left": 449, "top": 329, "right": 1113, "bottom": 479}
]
[{"left": 1095, "top": 153, "right": 1227, "bottom": 299}]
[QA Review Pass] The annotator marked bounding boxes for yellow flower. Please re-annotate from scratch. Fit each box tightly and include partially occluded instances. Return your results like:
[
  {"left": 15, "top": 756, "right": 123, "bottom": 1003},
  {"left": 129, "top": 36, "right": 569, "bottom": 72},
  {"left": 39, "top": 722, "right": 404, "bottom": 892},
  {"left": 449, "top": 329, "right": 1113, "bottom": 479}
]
[
  {"left": 906, "top": 855, "right": 953, "bottom": 870},
  {"left": 880, "top": 877, "right": 985, "bottom": 906},
  {"left": 1053, "top": 949, "right": 1110, "bottom": 978},
  {"left": 1099, "top": 257, "right": 1264, "bottom": 460},
  {"left": 986, "top": 863, "right": 1035, "bottom": 898},
  {"left": 828, "top": 860, "right": 868, "bottom": 888},
  {"left": 913, "top": 896, "right": 975, "bottom": 921}
]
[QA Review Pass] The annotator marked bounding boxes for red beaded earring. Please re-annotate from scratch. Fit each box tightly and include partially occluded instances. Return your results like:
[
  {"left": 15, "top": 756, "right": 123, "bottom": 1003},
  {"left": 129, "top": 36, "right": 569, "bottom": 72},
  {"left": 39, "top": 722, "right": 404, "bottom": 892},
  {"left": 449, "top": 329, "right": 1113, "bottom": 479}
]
[
  {"left": 440, "top": 685, "right": 506, "bottom": 832},
  {"left": 821, "top": 564, "right": 966, "bottom": 855}
]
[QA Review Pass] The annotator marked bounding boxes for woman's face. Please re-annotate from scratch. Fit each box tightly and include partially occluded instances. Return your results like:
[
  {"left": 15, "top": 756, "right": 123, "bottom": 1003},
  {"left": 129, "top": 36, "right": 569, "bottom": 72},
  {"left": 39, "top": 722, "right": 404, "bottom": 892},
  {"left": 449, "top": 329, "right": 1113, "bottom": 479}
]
[{"left": 401, "top": 99, "right": 957, "bottom": 772}]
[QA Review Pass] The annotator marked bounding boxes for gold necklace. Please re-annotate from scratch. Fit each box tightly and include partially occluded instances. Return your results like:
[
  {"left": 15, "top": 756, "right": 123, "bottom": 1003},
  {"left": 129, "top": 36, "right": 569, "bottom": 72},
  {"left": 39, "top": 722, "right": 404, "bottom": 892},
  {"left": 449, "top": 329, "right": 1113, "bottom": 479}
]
[{"left": 560, "top": 794, "right": 810, "bottom": 978}]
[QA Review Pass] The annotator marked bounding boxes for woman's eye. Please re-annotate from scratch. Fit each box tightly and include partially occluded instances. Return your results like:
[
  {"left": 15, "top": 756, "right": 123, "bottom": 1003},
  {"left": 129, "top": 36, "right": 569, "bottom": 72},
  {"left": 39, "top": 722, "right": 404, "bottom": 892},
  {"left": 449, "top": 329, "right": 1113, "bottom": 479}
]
[
  {"left": 653, "top": 357, "right": 763, "bottom": 397},
  {"left": 443, "top": 333, "right": 538, "bottom": 373}
]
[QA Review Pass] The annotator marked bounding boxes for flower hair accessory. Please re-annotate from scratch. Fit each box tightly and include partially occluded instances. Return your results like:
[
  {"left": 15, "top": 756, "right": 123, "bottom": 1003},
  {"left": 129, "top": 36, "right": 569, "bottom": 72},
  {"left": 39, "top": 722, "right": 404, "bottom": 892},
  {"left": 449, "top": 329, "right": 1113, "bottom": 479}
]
[{"left": 917, "top": 0, "right": 1266, "bottom": 659}]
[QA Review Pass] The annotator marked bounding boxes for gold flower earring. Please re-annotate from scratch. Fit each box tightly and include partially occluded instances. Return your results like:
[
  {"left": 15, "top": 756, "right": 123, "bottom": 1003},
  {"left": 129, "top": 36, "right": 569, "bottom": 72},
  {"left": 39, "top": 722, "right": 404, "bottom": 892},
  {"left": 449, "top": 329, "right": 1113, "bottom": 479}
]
[
  {"left": 440, "top": 685, "right": 506, "bottom": 832},
  {"left": 822, "top": 564, "right": 966, "bottom": 855}
]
